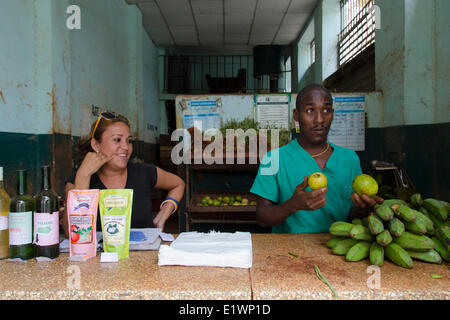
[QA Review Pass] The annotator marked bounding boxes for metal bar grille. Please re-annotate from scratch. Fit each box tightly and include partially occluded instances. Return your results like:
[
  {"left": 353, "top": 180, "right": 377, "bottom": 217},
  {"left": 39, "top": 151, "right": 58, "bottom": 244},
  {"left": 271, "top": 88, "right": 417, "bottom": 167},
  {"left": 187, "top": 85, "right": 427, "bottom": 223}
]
[
  {"left": 160, "top": 55, "right": 290, "bottom": 94},
  {"left": 338, "top": 0, "right": 376, "bottom": 66}
]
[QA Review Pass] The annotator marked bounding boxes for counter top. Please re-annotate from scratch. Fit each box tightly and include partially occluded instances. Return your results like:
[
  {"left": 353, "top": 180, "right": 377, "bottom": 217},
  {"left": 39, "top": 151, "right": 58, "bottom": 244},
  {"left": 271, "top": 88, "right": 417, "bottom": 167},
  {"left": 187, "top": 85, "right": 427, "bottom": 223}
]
[{"left": 0, "top": 234, "right": 448, "bottom": 300}]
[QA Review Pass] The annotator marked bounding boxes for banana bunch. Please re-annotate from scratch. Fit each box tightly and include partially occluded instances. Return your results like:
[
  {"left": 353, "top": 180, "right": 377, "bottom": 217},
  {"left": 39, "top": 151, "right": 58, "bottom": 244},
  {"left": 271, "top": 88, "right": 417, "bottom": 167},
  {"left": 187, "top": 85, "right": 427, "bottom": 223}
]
[{"left": 327, "top": 194, "right": 450, "bottom": 269}]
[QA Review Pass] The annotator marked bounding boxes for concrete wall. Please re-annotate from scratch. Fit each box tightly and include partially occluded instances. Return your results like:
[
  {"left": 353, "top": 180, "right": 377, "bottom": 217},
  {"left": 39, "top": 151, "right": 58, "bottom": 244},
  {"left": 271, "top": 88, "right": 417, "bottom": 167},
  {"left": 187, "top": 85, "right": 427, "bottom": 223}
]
[
  {"left": 292, "top": 0, "right": 450, "bottom": 199},
  {"left": 0, "top": 0, "right": 161, "bottom": 196}
]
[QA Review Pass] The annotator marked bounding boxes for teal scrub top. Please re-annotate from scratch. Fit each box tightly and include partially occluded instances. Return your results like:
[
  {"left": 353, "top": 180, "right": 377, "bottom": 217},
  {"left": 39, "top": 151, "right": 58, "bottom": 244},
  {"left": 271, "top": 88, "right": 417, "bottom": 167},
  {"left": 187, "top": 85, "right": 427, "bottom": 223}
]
[{"left": 250, "top": 139, "right": 362, "bottom": 234}]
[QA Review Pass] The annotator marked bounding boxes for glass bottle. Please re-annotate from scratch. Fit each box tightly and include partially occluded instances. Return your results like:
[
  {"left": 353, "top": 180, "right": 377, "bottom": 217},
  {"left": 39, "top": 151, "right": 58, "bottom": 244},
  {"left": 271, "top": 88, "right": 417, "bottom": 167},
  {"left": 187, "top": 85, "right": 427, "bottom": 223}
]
[
  {"left": 9, "top": 169, "right": 35, "bottom": 260},
  {"left": 34, "top": 165, "right": 60, "bottom": 259},
  {"left": 0, "top": 167, "right": 11, "bottom": 259}
]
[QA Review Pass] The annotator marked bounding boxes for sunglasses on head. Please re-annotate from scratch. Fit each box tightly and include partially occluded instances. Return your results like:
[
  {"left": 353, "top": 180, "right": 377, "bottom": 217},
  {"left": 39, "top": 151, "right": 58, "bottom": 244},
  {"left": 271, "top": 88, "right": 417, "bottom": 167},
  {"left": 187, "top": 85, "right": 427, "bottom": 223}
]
[{"left": 91, "top": 111, "right": 130, "bottom": 140}]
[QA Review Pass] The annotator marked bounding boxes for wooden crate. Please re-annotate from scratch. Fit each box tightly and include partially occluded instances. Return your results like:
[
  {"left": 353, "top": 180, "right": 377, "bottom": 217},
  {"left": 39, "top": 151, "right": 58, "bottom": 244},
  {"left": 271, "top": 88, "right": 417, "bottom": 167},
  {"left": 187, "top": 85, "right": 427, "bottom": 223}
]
[{"left": 188, "top": 189, "right": 257, "bottom": 222}]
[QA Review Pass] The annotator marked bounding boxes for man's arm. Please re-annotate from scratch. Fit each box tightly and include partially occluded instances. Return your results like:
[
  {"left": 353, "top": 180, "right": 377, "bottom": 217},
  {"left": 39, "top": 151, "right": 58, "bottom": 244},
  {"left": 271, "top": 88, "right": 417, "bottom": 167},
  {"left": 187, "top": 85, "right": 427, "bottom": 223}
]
[
  {"left": 348, "top": 193, "right": 384, "bottom": 221},
  {"left": 255, "top": 176, "right": 327, "bottom": 227}
]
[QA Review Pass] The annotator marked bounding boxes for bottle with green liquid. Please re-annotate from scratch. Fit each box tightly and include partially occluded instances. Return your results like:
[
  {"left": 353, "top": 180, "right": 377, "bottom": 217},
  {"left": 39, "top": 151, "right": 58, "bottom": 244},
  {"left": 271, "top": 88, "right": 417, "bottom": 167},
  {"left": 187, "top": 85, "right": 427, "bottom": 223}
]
[
  {"left": 34, "top": 165, "right": 60, "bottom": 259},
  {"left": 9, "top": 169, "right": 35, "bottom": 260},
  {"left": 0, "top": 167, "right": 11, "bottom": 259}
]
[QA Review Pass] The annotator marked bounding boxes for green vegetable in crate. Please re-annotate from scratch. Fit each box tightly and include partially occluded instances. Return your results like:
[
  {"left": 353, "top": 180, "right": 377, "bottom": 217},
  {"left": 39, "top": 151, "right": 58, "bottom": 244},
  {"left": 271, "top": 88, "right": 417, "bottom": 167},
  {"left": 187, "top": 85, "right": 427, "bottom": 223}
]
[
  {"left": 331, "top": 239, "right": 359, "bottom": 256},
  {"left": 410, "top": 193, "right": 423, "bottom": 208},
  {"left": 393, "top": 232, "right": 434, "bottom": 252},
  {"left": 385, "top": 243, "right": 413, "bottom": 269},
  {"left": 374, "top": 204, "right": 394, "bottom": 221},
  {"left": 368, "top": 214, "right": 384, "bottom": 235},
  {"left": 406, "top": 249, "right": 442, "bottom": 264},
  {"left": 391, "top": 204, "right": 417, "bottom": 223},
  {"left": 388, "top": 217, "right": 405, "bottom": 237},
  {"left": 422, "top": 198, "right": 448, "bottom": 221},
  {"left": 431, "top": 236, "right": 450, "bottom": 262},
  {"left": 329, "top": 221, "right": 354, "bottom": 237},
  {"left": 436, "top": 226, "right": 450, "bottom": 252},
  {"left": 326, "top": 237, "right": 345, "bottom": 249},
  {"left": 349, "top": 224, "right": 374, "bottom": 241},
  {"left": 369, "top": 242, "right": 384, "bottom": 267},
  {"left": 346, "top": 241, "right": 371, "bottom": 262},
  {"left": 376, "top": 230, "right": 393, "bottom": 246}
]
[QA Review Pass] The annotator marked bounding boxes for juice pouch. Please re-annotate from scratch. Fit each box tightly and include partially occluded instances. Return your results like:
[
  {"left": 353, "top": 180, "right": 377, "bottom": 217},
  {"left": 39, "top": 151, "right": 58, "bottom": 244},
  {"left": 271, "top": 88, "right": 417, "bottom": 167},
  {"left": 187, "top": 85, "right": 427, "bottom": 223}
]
[
  {"left": 66, "top": 189, "right": 99, "bottom": 261},
  {"left": 99, "top": 189, "right": 133, "bottom": 259}
]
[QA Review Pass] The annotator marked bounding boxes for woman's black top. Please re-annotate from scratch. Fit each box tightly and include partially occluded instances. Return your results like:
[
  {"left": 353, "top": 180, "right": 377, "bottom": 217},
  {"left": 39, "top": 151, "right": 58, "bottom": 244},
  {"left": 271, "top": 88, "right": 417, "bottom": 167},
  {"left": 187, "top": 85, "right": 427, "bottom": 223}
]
[{"left": 67, "top": 162, "right": 158, "bottom": 230}]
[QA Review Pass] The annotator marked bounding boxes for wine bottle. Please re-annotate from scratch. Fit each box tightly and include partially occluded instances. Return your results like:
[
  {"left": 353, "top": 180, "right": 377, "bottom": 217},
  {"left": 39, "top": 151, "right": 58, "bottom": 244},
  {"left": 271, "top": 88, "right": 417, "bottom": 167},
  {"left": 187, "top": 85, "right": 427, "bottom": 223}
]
[
  {"left": 9, "top": 169, "right": 35, "bottom": 260},
  {"left": 34, "top": 165, "right": 59, "bottom": 259},
  {"left": 0, "top": 167, "right": 11, "bottom": 259}
]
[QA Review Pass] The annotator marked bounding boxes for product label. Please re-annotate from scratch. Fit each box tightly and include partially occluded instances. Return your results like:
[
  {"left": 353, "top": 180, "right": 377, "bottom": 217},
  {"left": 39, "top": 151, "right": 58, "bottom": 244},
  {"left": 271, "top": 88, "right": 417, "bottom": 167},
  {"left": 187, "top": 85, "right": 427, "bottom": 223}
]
[
  {"left": 69, "top": 215, "right": 93, "bottom": 244},
  {"left": 0, "top": 215, "right": 8, "bottom": 231},
  {"left": 34, "top": 212, "right": 59, "bottom": 246},
  {"left": 103, "top": 215, "right": 126, "bottom": 245},
  {"left": 9, "top": 211, "right": 32, "bottom": 245}
]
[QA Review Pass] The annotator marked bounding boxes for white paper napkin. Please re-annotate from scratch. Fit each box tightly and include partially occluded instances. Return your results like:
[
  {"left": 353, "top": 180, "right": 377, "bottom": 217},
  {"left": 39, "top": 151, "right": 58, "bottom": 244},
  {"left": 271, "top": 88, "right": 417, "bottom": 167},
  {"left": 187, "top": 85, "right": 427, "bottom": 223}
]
[{"left": 158, "top": 231, "right": 252, "bottom": 268}]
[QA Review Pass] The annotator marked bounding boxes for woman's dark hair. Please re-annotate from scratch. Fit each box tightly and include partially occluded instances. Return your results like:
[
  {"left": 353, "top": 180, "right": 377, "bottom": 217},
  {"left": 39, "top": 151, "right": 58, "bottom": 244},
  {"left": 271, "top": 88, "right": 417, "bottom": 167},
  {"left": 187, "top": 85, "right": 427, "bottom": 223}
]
[{"left": 77, "top": 116, "right": 131, "bottom": 159}]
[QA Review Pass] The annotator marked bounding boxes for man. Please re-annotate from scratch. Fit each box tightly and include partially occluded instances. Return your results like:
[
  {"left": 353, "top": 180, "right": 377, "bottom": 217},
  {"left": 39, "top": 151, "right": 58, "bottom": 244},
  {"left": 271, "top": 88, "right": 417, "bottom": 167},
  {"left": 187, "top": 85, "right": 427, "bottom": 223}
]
[{"left": 250, "top": 84, "right": 382, "bottom": 233}]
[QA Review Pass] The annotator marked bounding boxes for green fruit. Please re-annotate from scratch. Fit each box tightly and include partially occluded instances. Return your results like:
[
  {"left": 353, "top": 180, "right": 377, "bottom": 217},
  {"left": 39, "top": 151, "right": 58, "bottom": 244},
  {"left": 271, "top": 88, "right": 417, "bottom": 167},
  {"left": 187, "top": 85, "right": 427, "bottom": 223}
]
[
  {"left": 329, "top": 221, "right": 354, "bottom": 237},
  {"left": 436, "top": 226, "right": 450, "bottom": 252},
  {"left": 406, "top": 249, "right": 442, "bottom": 264},
  {"left": 388, "top": 217, "right": 405, "bottom": 237},
  {"left": 249, "top": 201, "right": 257, "bottom": 206},
  {"left": 346, "top": 241, "right": 371, "bottom": 262},
  {"left": 369, "top": 242, "right": 384, "bottom": 266},
  {"left": 352, "top": 174, "right": 379, "bottom": 197},
  {"left": 410, "top": 193, "right": 423, "bottom": 208},
  {"left": 431, "top": 236, "right": 450, "bottom": 262},
  {"left": 368, "top": 214, "right": 385, "bottom": 235},
  {"left": 423, "top": 199, "right": 448, "bottom": 221},
  {"left": 374, "top": 204, "right": 394, "bottom": 221},
  {"left": 332, "top": 239, "right": 359, "bottom": 256},
  {"left": 405, "top": 220, "right": 427, "bottom": 235},
  {"left": 235, "top": 195, "right": 242, "bottom": 202},
  {"left": 393, "top": 232, "right": 435, "bottom": 252},
  {"left": 385, "top": 243, "right": 413, "bottom": 269},
  {"left": 392, "top": 204, "right": 417, "bottom": 223},
  {"left": 326, "top": 237, "right": 345, "bottom": 249},
  {"left": 382, "top": 199, "right": 408, "bottom": 207},
  {"left": 376, "top": 230, "right": 393, "bottom": 246},
  {"left": 351, "top": 218, "right": 363, "bottom": 226},
  {"left": 349, "top": 224, "right": 374, "bottom": 241}
]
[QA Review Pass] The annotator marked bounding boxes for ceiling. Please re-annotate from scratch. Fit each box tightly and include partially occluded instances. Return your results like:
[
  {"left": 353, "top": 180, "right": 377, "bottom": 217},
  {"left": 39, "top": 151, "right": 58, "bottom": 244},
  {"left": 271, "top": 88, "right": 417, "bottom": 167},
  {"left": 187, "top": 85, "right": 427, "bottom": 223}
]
[{"left": 125, "top": 0, "right": 319, "bottom": 51}]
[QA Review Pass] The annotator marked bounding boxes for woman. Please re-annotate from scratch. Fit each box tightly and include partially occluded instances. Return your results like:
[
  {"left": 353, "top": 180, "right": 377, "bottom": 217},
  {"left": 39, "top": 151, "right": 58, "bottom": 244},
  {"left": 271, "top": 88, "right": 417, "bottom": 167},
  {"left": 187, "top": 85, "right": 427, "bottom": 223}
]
[{"left": 63, "top": 111, "right": 185, "bottom": 236}]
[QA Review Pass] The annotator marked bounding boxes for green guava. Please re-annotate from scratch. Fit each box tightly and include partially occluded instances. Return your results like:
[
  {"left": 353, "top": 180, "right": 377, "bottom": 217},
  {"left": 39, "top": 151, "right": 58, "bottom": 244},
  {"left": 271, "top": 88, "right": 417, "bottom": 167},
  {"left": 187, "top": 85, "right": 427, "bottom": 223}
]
[{"left": 352, "top": 174, "right": 379, "bottom": 197}]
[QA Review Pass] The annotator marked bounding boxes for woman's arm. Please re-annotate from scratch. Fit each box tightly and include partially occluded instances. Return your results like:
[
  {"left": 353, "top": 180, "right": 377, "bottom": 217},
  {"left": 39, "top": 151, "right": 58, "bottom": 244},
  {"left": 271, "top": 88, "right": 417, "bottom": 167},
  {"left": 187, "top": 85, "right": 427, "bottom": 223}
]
[{"left": 152, "top": 167, "right": 185, "bottom": 230}]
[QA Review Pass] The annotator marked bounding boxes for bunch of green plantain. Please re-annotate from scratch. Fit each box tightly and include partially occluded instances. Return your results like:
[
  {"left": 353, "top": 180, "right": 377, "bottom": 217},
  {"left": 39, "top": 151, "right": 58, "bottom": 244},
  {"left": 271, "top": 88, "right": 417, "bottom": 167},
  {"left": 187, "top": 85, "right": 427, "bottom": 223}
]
[{"left": 327, "top": 194, "right": 450, "bottom": 269}]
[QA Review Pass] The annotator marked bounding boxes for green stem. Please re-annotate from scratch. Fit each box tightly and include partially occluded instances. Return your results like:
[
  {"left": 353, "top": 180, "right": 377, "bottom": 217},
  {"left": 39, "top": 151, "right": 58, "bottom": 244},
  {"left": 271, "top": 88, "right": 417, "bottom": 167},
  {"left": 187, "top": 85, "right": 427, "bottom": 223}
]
[{"left": 314, "top": 264, "right": 338, "bottom": 299}]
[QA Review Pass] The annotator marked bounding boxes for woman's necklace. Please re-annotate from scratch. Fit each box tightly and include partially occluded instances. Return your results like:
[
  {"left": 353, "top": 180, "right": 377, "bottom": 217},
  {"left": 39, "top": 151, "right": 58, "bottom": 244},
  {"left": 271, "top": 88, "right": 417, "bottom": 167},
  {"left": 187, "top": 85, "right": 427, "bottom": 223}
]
[{"left": 310, "top": 142, "right": 330, "bottom": 158}]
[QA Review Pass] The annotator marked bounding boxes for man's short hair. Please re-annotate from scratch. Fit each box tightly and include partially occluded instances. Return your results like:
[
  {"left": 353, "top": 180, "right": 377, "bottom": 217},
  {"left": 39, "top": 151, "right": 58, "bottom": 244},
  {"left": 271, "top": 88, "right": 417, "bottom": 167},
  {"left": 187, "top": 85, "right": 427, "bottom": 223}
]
[{"left": 296, "top": 84, "right": 333, "bottom": 110}]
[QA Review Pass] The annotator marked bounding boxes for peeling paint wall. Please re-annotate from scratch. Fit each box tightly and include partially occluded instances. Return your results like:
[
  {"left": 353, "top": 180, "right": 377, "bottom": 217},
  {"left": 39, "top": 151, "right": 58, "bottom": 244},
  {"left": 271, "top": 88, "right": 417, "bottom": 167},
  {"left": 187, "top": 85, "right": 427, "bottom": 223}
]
[
  {"left": 0, "top": 0, "right": 161, "bottom": 195},
  {"left": 376, "top": 0, "right": 450, "bottom": 126}
]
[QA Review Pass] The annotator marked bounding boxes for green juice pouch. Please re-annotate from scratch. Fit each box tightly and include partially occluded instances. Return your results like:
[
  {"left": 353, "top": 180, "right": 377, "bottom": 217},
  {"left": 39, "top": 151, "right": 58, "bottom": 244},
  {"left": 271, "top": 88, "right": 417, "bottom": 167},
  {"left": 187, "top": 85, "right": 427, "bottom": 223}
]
[{"left": 99, "top": 189, "right": 133, "bottom": 259}]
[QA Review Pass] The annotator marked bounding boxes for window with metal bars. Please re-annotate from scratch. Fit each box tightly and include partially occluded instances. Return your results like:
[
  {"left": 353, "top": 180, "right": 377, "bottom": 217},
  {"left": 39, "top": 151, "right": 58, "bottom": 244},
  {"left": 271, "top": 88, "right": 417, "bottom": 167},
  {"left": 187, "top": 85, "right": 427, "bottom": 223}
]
[{"left": 338, "top": 0, "right": 376, "bottom": 66}]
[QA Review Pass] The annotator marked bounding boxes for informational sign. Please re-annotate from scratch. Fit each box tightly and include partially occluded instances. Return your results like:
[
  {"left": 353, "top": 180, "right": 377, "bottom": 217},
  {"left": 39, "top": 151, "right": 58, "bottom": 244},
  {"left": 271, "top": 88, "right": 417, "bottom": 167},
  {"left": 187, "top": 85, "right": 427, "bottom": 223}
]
[
  {"left": 254, "top": 94, "right": 291, "bottom": 129},
  {"left": 328, "top": 94, "right": 365, "bottom": 151},
  {"left": 181, "top": 99, "right": 222, "bottom": 132}
]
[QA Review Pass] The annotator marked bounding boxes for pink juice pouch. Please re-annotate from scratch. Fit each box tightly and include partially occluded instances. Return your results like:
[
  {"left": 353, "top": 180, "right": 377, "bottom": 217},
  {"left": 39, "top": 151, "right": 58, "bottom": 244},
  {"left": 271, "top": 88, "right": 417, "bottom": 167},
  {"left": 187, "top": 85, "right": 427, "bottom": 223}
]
[{"left": 67, "top": 189, "right": 99, "bottom": 261}]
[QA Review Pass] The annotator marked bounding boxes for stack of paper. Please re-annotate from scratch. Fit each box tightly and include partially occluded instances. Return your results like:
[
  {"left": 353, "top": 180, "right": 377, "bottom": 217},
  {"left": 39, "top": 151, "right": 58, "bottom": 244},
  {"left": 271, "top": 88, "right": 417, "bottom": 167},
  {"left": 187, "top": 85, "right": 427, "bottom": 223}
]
[{"left": 158, "top": 231, "right": 253, "bottom": 268}]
